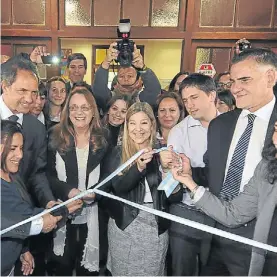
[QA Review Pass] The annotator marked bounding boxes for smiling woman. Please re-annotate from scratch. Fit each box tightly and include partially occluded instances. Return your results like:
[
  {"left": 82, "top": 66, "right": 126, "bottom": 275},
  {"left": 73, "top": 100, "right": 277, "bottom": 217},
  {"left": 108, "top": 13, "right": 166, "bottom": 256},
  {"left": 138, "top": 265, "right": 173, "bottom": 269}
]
[
  {"left": 46, "top": 88, "right": 108, "bottom": 275},
  {"left": 99, "top": 102, "right": 183, "bottom": 276},
  {"left": 0, "top": 121, "right": 59, "bottom": 276}
]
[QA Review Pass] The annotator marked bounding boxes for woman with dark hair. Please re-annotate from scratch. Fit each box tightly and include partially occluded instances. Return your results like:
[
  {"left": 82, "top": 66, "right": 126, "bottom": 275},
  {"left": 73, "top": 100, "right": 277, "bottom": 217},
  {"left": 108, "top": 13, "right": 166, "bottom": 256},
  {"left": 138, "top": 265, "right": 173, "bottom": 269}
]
[
  {"left": 216, "top": 89, "right": 236, "bottom": 113},
  {"left": 44, "top": 76, "right": 67, "bottom": 129},
  {"left": 47, "top": 88, "right": 108, "bottom": 276},
  {"left": 168, "top": 71, "right": 190, "bottom": 92},
  {"left": 171, "top": 121, "right": 277, "bottom": 276},
  {"left": 102, "top": 94, "right": 132, "bottom": 147},
  {"left": 0, "top": 121, "right": 61, "bottom": 276},
  {"left": 155, "top": 92, "right": 184, "bottom": 147},
  {"left": 102, "top": 102, "right": 182, "bottom": 276}
]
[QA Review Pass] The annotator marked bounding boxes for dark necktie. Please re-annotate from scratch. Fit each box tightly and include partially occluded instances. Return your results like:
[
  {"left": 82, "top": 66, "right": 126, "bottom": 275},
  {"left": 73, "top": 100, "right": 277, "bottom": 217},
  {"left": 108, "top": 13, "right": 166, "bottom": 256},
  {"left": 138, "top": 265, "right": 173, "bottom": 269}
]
[
  {"left": 220, "top": 113, "right": 256, "bottom": 201},
  {"left": 8, "top": 115, "right": 19, "bottom": 122}
]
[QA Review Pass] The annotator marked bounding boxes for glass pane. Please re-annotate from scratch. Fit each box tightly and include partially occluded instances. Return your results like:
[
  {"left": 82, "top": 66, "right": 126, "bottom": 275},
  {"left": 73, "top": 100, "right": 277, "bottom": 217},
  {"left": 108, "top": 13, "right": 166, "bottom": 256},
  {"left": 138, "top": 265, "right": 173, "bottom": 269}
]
[
  {"left": 200, "top": 0, "right": 235, "bottom": 27},
  {"left": 237, "top": 0, "right": 273, "bottom": 27},
  {"left": 123, "top": 0, "right": 150, "bottom": 26},
  {"left": 12, "top": 0, "right": 45, "bottom": 25},
  {"left": 211, "top": 48, "right": 231, "bottom": 75},
  {"left": 95, "top": 49, "right": 107, "bottom": 65},
  {"left": 151, "top": 0, "right": 180, "bottom": 27},
  {"left": 195, "top": 48, "right": 211, "bottom": 71},
  {"left": 1, "top": 0, "right": 11, "bottom": 24},
  {"left": 65, "top": 0, "right": 91, "bottom": 26},
  {"left": 94, "top": 0, "right": 120, "bottom": 26}
]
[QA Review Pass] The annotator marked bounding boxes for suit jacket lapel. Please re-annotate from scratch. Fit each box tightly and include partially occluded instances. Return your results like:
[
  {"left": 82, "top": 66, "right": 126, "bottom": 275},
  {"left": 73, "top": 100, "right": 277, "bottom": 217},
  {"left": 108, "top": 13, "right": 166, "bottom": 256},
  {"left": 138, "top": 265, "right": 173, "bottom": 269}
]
[
  {"left": 85, "top": 146, "right": 106, "bottom": 188},
  {"left": 12, "top": 175, "right": 33, "bottom": 205},
  {"left": 264, "top": 100, "right": 277, "bottom": 147},
  {"left": 213, "top": 109, "right": 242, "bottom": 195}
]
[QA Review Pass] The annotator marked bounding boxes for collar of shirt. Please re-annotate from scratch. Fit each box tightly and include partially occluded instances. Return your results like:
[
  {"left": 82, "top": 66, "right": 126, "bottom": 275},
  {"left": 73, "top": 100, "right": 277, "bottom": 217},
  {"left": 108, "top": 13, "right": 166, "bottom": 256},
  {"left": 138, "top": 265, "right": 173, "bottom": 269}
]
[
  {"left": 187, "top": 110, "right": 220, "bottom": 128},
  {"left": 240, "top": 96, "right": 276, "bottom": 123},
  {"left": 0, "top": 95, "right": 23, "bottom": 125},
  {"left": 37, "top": 112, "right": 45, "bottom": 125}
]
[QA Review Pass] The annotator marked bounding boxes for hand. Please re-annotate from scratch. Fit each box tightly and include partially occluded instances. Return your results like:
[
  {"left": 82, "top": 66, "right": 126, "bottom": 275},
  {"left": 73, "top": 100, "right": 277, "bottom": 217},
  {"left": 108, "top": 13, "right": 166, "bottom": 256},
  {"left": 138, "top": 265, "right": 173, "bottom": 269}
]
[
  {"left": 41, "top": 213, "right": 62, "bottom": 233},
  {"left": 82, "top": 192, "right": 96, "bottom": 204},
  {"left": 132, "top": 44, "right": 144, "bottom": 69},
  {"left": 137, "top": 147, "right": 154, "bottom": 172},
  {"left": 68, "top": 188, "right": 81, "bottom": 199},
  {"left": 30, "top": 46, "right": 49, "bottom": 64},
  {"left": 46, "top": 200, "right": 59, "bottom": 209},
  {"left": 159, "top": 146, "right": 181, "bottom": 170},
  {"left": 102, "top": 42, "right": 118, "bottom": 69},
  {"left": 66, "top": 199, "right": 83, "bottom": 214},
  {"left": 171, "top": 154, "right": 196, "bottom": 190},
  {"left": 20, "top": 251, "right": 34, "bottom": 276}
]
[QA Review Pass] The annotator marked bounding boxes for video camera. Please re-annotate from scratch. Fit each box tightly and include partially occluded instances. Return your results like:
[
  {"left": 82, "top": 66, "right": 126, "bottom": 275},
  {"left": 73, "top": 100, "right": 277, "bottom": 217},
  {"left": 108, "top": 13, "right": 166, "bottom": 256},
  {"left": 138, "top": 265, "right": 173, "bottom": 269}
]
[
  {"left": 238, "top": 40, "right": 251, "bottom": 52},
  {"left": 115, "top": 19, "right": 134, "bottom": 67}
]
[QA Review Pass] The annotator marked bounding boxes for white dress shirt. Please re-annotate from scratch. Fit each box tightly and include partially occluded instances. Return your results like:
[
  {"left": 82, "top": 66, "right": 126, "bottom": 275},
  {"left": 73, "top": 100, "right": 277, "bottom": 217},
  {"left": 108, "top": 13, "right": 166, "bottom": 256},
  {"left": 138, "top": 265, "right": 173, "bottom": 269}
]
[
  {"left": 0, "top": 96, "right": 23, "bottom": 125},
  {"left": 168, "top": 115, "right": 209, "bottom": 168},
  {"left": 168, "top": 115, "right": 209, "bottom": 205},
  {"left": 224, "top": 96, "right": 276, "bottom": 191},
  {"left": 37, "top": 112, "right": 45, "bottom": 125}
]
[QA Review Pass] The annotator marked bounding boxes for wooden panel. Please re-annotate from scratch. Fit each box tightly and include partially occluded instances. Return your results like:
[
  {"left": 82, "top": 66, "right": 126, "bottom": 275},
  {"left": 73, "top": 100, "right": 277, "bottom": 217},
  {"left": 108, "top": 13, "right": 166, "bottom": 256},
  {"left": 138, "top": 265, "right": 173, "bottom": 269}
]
[
  {"left": 65, "top": 0, "right": 91, "bottom": 26},
  {"left": 1, "top": 0, "right": 11, "bottom": 25},
  {"left": 199, "top": 0, "right": 235, "bottom": 27},
  {"left": 211, "top": 48, "right": 231, "bottom": 74},
  {"left": 1, "top": 44, "right": 13, "bottom": 57},
  {"left": 151, "top": 0, "right": 180, "bottom": 27},
  {"left": 12, "top": 0, "right": 46, "bottom": 25},
  {"left": 275, "top": 4, "right": 277, "bottom": 27},
  {"left": 94, "top": 0, "right": 121, "bottom": 26},
  {"left": 122, "top": 0, "right": 150, "bottom": 26},
  {"left": 236, "top": 0, "right": 274, "bottom": 27}
]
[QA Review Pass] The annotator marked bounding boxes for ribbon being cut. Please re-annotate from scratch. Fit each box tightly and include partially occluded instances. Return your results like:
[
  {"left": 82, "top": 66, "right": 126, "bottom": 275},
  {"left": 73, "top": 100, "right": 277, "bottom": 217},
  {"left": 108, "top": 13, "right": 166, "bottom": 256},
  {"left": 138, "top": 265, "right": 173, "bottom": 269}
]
[{"left": 1, "top": 147, "right": 277, "bottom": 255}]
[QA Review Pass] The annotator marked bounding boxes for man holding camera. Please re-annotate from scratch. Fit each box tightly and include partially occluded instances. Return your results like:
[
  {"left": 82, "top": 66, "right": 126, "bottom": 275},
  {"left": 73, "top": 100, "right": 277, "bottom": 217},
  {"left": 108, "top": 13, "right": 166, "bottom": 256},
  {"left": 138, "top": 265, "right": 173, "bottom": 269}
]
[{"left": 93, "top": 42, "right": 161, "bottom": 111}]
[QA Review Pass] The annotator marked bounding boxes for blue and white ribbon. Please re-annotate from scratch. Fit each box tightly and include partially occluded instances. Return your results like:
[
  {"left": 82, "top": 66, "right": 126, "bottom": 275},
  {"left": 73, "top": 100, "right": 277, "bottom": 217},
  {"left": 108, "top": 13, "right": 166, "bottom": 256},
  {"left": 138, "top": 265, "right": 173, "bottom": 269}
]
[{"left": 1, "top": 148, "right": 277, "bottom": 254}]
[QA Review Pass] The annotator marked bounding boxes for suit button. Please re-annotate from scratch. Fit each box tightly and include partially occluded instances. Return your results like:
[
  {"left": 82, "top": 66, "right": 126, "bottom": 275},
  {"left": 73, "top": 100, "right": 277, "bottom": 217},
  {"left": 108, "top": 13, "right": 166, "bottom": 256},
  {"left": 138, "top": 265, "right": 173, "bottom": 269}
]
[{"left": 244, "top": 223, "right": 248, "bottom": 227}]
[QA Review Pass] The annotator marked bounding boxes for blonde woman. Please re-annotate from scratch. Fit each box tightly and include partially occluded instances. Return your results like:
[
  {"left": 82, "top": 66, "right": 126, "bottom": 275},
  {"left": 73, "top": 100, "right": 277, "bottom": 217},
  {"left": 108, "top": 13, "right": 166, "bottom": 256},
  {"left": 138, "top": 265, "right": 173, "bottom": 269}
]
[{"left": 101, "top": 102, "right": 182, "bottom": 276}]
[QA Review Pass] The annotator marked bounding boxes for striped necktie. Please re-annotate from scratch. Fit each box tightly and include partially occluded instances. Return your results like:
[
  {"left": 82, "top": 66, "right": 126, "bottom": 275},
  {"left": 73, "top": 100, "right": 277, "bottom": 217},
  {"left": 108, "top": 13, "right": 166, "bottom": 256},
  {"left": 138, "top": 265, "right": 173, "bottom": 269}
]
[
  {"left": 8, "top": 115, "right": 19, "bottom": 122},
  {"left": 220, "top": 113, "right": 256, "bottom": 201}
]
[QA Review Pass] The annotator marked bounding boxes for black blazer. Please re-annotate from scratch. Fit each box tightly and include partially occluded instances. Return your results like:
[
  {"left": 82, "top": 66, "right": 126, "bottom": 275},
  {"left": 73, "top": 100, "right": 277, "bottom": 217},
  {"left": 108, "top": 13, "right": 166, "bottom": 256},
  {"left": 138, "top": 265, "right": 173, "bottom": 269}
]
[
  {"left": 47, "top": 136, "right": 108, "bottom": 201},
  {"left": 16, "top": 114, "right": 55, "bottom": 207},
  {"left": 100, "top": 147, "right": 183, "bottom": 234},
  {"left": 194, "top": 100, "right": 277, "bottom": 237},
  {"left": 1, "top": 177, "right": 44, "bottom": 276}
]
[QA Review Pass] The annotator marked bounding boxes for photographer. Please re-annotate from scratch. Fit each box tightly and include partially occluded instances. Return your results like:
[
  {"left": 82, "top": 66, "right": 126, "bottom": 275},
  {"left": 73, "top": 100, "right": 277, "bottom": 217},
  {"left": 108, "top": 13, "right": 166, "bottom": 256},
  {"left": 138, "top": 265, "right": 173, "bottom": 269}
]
[{"left": 93, "top": 42, "right": 161, "bottom": 112}]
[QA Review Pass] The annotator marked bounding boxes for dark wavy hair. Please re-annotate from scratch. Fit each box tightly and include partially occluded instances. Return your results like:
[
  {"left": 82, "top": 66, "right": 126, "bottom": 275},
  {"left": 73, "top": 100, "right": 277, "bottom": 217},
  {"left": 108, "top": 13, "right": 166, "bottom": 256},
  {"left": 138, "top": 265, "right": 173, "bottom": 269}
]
[
  {"left": 168, "top": 71, "right": 190, "bottom": 92},
  {"left": 1, "top": 120, "right": 23, "bottom": 173},
  {"left": 102, "top": 94, "right": 132, "bottom": 126},
  {"left": 262, "top": 124, "right": 277, "bottom": 184},
  {"left": 155, "top": 91, "right": 185, "bottom": 130}
]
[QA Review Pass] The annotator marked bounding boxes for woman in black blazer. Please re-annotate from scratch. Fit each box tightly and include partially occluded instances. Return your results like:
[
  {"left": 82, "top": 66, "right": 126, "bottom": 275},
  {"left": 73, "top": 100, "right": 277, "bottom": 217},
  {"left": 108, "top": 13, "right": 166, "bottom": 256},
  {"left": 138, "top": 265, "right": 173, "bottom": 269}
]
[
  {"left": 0, "top": 121, "right": 60, "bottom": 276},
  {"left": 47, "top": 88, "right": 108, "bottom": 276},
  {"left": 101, "top": 102, "right": 182, "bottom": 276}
]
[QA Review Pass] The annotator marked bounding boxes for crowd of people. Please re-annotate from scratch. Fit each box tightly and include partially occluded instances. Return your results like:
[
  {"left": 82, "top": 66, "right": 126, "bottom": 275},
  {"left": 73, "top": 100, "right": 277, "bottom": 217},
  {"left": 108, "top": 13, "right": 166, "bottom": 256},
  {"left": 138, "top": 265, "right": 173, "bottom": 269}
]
[{"left": 1, "top": 42, "right": 277, "bottom": 277}]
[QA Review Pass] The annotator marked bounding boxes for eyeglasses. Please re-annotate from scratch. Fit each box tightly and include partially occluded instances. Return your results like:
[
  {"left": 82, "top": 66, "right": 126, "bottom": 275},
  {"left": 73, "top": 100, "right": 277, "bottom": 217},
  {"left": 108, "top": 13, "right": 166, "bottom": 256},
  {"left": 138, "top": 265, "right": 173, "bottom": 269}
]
[
  {"left": 69, "top": 105, "right": 92, "bottom": 112},
  {"left": 217, "top": 82, "right": 232, "bottom": 90}
]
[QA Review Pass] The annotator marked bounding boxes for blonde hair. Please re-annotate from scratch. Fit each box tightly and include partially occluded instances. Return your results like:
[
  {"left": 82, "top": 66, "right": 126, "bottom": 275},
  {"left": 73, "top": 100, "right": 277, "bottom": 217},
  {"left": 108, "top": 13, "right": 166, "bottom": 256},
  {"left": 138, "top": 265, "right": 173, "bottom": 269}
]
[{"left": 121, "top": 102, "right": 156, "bottom": 169}]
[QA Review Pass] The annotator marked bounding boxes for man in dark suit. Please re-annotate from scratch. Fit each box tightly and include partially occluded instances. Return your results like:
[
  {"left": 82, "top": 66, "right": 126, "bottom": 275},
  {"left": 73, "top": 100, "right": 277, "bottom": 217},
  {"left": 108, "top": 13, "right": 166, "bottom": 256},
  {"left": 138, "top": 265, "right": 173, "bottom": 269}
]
[
  {"left": 1, "top": 56, "right": 56, "bottom": 209},
  {"left": 0, "top": 56, "right": 61, "bottom": 275},
  {"left": 192, "top": 48, "right": 277, "bottom": 275}
]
